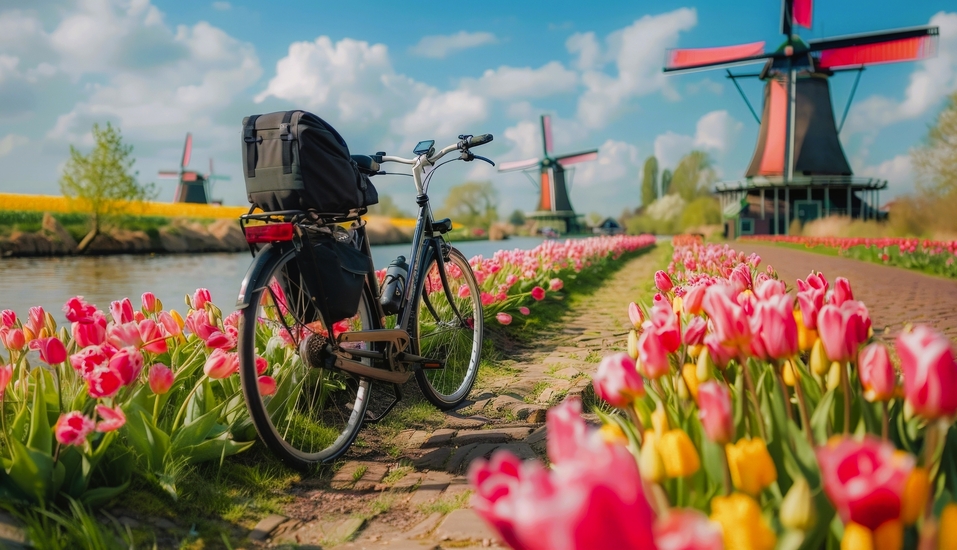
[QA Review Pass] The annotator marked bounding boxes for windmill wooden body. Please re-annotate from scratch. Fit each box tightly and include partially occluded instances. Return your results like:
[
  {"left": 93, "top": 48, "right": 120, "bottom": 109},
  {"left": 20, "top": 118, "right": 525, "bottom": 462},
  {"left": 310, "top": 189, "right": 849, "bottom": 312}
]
[
  {"left": 498, "top": 115, "right": 598, "bottom": 235},
  {"left": 158, "top": 134, "right": 230, "bottom": 204},
  {"left": 664, "top": 0, "right": 938, "bottom": 236}
]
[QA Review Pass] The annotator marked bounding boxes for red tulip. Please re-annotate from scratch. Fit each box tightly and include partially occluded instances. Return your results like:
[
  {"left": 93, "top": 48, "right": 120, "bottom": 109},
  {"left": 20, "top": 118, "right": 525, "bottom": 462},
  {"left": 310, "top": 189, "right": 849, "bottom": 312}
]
[
  {"left": 63, "top": 296, "right": 97, "bottom": 323},
  {"left": 109, "top": 347, "right": 143, "bottom": 386},
  {"left": 496, "top": 312, "right": 513, "bottom": 325},
  {"left": 94, "top": 404, "right": 126, "bottom": 433},
  {"left": 72, "top": 310, "right": 108, "bottom": 347},
  {"left": 817, "top": 300, "right": 871, "bottom": 363},
  {"left": 258, "top": 375, "right": 277, "bottom": 396},
  {"left": 192, "top": 288, "right": 212, "bottom": 310},
  {"left": 255, "top": 355, "right": 268, "bottom": 375},
  {"left": 654, "top": 509, "right": 724, "bottom": 550},
  {"left": 697, "top": 381, "right": 734, "bottom": 444},
  {"left": 896, "top": 325, "right": 957, "bottom": 419},
  {"left": 829, "top": 277, "right": 854, "bottom": 306},
  {"left": 797, "top": 271, "right": 828, "bottom": 293},
  {"left": 704, "top": 334, "right": 738, "bottom": 369},
  {"left": 531, "top": 286, "right": 546, "bottom": 301},
  {"left": 204, "top": 349, "right": 238, "bottom": 379},
  {"left": 204, "top": 328, "right": 237, "bottom": 350},
  {"left": 858, "top": 343, "right": 897, "bottom": 402},
  {"left": 54, "top": 411, "right": 95, "bottom": 446},
  {"left": 185, "top": 310, "right": 217, "bottom": 340},
  {"left": 754, "top": 279, "right": 786, "bottom": 300},
  {"left": 110, "top": 298, "right": 134, "bottom": 324},
  {"left": 655, "top": 270, "right": 674, "bottom": 292},
  {"left": 30, "top": 336, "right": 67, "bottom": 365},
  {"left": 0, "top": 364, "right": 12, "bottom": 398},
  {"left": 0, "top": 310, "right": 15, "bottom": 329},
  {"left": 148, "top": 363, "right": 174, "bottom": 394},
  {"left": 70, "top": 344, "right": 110, "bottom": 376},
  {"left": 138, "top": 320, "right": 169, "bottom": 354},
  {"left": 85, "top": 364, "right": 123, "bottom": 398},
  {"left": 817, "top": 437, "right": 912, "bottom": 530},
  {"left": 518, "top": 306, "right": 530, "bottom": 315},
  {"left": 593, "top": 352, "right": 645, "bottom": 407}
]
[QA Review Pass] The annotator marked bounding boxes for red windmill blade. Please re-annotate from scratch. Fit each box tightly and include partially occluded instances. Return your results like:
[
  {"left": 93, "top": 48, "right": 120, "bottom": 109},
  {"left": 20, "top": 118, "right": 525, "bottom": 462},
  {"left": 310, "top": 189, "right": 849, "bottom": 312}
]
[
  {"left": 540, "top": 114, "right": 553, "bottom": 156},
  {"left": 809, "top": 27, "right": 938, "bottom": 69},
  {"left": 556, "top": 150, "right": 599, "bottom": 168},
  {"left": 665, "top": 42, "right": 768, "bottom": 72}
]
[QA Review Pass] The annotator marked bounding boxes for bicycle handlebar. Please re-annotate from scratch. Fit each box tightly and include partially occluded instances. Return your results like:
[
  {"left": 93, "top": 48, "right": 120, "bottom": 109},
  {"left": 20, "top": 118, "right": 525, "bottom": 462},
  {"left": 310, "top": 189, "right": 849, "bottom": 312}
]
[
  {"left": 377, "top": 133, "right": 494, "bottom": 166},
  {"left": 459, "top": 134, "right": 492, "bottom": 149}
]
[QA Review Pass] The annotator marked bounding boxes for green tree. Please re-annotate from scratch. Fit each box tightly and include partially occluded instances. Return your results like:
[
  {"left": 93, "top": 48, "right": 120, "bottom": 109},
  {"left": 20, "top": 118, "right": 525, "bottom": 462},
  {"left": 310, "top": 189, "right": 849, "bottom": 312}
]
[
  {"left": 438, "top": 181, "right": 499, "bottom": 229},
  {"left": 913, "top": 91, "right": 957, "bottom": 194},
  {"left": 660, "top": 169, "right": 673, "bottom": 197},
  {"left": 367, "top": 194, "right": 411, "bottom": 218},
  {"left": 670, "top": 150, "right": 716, "bottom": 202},
  {"left": 640, "top": 156, "right": 658, "bottom": 207},
  {"left": 60, "top": 123, "right": 154, "bottom": 252},
  {"left": 680, "top": 196, "right": 722, "bottom": 230},
  {"left": 508, "top": 209, "right": 526, "bottom": 226}
]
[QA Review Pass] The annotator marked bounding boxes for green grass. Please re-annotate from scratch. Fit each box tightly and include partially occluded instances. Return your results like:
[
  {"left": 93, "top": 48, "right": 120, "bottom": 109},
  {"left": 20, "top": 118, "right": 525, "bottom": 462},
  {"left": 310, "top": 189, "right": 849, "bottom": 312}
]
[
  {"left": 416, "top": 491, "right": 470, "bottom": 515},
  {"left": 0, "top": 210, "right": 217, "bottom": 243}
]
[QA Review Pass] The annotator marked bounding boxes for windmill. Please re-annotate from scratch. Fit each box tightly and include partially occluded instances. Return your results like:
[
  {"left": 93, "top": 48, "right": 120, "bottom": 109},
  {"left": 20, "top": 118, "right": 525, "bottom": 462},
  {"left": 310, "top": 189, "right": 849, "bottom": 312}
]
[
  {"left": 663, "top": 0, "right": 938, "bottom": 237},
  {"left": 158, "top": 133, "right": 231, "bottom": 204},
  {"left": 498, "top": 115, "right": 599, "bottom": 235}
]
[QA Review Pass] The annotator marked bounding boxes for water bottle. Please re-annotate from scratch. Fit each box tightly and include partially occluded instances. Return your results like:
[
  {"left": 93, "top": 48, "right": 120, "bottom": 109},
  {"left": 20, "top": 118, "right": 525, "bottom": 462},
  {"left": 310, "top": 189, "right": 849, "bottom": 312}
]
[{"left": 379, "top": 256, "right": 408, "bottom": 315}]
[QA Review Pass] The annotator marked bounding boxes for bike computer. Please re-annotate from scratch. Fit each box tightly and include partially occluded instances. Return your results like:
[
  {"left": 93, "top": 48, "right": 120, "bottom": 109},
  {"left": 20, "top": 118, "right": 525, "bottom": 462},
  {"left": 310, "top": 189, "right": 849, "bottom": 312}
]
[{"left": 413, "top": 140, "right": 435, "bottom": 156}]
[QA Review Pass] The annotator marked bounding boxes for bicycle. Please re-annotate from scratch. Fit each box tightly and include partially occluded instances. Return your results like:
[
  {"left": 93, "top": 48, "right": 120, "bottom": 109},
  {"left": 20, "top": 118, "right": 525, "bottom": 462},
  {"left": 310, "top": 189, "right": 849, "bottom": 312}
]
[{"left": 236, "top": 133, "right": 494, "bottom": 469}]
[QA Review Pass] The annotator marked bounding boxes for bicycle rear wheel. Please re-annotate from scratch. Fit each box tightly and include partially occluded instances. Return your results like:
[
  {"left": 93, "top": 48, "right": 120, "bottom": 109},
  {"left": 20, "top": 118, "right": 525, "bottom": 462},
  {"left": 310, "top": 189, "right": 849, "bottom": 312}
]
[
  {"left": 413, "top": 246, "right": 483, "bottom": 409},
  {"left": 238, "top": 244, "right": 375, "bottom": 469}
]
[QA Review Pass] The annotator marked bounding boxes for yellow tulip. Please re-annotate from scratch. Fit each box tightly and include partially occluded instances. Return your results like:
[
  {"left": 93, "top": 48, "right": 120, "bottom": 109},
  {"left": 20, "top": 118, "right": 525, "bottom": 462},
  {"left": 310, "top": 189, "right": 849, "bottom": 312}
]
[
  {"left": 652, "top": 404, "right": 669, "bottom": 435},
  {"left": 688, "top": 344, "right": 703, "bottom": 358},
  {"left": 939, "top": 503, "right": 957, "bottom": 550},
  {"left": 599, "top": 423, "right": 628, "bottom": 446},
  {"left": 794, "top": 309, "right": 818, "bottom": 351},
  {"left": 782, "top": 360, "right": 797, "bottom": 387},
  {"left": 658, "top": 429, "right": 700, "bottom": 478},
  {"left": 696, "top": 348, "right": 714, "bottom": 382},
  {"left": 639, "top": 431, "right": 665, "bottom": 483},
  {"left": 900, "top": 467, "right": 930, "bottom": 525},
  {"left": 842, "top": 523, "right": 874, "bottom": 550},
  {"left": 726, "top": 438, "right": 777, "bottom": 496},
  {"left": 874, "top": 519, "right": 902, "bottom": 550},
  {"left": 170, "top": 310, "right": 186, "bottom": 330},
  {"left": 780, "top": 477, "right": 815, "bottom": 532},
  {"left": 710, "top": 493, "right": 776, "bottom": 550},
  {"left": 827, "top": 361, "right": 843, "bottom": 391},
  {"left": 672, "top": 296, "right": 683, "bottom": 314},
  {"left": 810, "top": 338, "right": 830, "bottom": 375},
  {"left": 681, "top": 363, "right": 699, "bottom": 400},
  {"left": 627, "top": 329, "right": 639, "bottom": 360}
]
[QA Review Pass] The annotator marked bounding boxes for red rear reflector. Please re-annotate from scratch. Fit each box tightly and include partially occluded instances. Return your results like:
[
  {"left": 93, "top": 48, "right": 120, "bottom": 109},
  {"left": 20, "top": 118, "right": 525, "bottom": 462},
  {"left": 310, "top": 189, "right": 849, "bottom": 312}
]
[{"left": 245, "top": 223, "right": 294, "bottom": 243}]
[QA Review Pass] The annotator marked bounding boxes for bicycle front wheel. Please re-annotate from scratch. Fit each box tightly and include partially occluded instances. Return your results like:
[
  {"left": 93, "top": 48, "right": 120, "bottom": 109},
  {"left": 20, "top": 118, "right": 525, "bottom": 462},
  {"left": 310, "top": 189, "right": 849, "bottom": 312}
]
[
  {"left": 413, "top": 246, "right": 483, "bottom": 409},
  {"left": 238, "top": 244, "right": 375, "bottom": 469}
]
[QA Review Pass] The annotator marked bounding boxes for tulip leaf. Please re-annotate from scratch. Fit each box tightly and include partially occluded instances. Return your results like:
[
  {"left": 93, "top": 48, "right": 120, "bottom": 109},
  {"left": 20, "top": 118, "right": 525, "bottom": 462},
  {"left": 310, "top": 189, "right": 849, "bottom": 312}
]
[
  {"left": 171, "top": 401, "right": 225, "bottom": 449},
  {"left": 811, "top": 389, "right": 836, "bottom": 444},
  {"left": 26, "top": 371, "right": 52, "bottom": 455},
  {"left": 5, "top": 437, "right": 53, "bottom": 503},
  {"left": 122, "top": 407, "right": 170, "bottom": 472},
  {"left": 178, "top": 438, "right": 254, "bottom": 465},
  {"left": 78, "top": 480, "right": 131, "bottom": 508}
]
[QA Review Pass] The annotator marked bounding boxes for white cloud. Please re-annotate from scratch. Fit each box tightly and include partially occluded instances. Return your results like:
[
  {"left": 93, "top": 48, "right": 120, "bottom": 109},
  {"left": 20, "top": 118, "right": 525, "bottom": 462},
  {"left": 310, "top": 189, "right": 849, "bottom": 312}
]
[
  {"left": 393, "top": 89, "right": 488, "bottom": 140},
  {"left": 410, "top": 31, "right": 498, "bottom": 59},
  {"left": 462, "top": 62, "right": 578, "bottom": 100},
  {"left": 0, "top": 133, "right": 28, "bottom": 157},
  {"left": 858, "top": 154, "right": 914, "bottom": 198},
  {"left": 654, "top": 110, "right": 742, "bottom": 170},
  {"left": 572, "top": 139, "right": 641, "bottom": 188},
  {"left": 576, "top": 8, "right": 698, "bottom": 128},
  {"left": 685, "top": 78, "right": 723, "bottom": 95},
  {"left": 566, "top": 32, "right": 602, "bottom": 71},
  {"left": 212, "top": 1, "right": 231, "bottom": 10},
  {"left": 654, "top": 131, "right": 695, "bottom": 170}
]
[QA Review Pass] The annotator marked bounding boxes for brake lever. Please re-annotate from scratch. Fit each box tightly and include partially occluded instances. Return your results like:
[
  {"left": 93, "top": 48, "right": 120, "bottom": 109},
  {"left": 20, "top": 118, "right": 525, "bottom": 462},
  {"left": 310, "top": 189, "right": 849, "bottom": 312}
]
[{"left": 471, "top": 154, "right": 495, "bottom": 167}]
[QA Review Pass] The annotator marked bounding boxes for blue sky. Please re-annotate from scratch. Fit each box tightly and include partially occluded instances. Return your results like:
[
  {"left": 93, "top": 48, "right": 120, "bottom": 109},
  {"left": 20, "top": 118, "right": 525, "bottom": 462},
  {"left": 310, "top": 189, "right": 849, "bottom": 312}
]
[{"left": 0, "top": 0, "right": 955, "bottom": 218}]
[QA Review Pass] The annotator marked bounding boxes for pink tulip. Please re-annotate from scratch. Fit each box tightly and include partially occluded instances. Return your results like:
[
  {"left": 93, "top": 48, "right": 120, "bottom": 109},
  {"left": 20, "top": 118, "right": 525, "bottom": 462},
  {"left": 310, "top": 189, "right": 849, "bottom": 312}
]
[
  {"left": 683, "top": 316, "right": 706, "bottom": 347},
  {"left": 702, "top": 285, "right": 751, "bottom": 348},
  {"left": 72, "top": 311, "right": 108, "bottom": 347},
  {"left": 858, "top": 343, "right": 897, "bottom": 402},
  {"left": 70, "top": 345, "right": 110, "bottom": 376},
  {"left": 729, "top": 264, "right": 752, "bottom": 291},
  {"left": 55, "top": 411, "right": 95, "bottom": 446},
  {"left": 796, "top": 287, "right": 825, "bottom": 330},
  {"left": 457, "top": 284, "right": 471, "bottom": 298},
  {"left": 655, "top": 270, "right": 674, "bottom": 292},
  {"left": 138, "top": 320, "right": 169, "bottom": 354},
  {"left": 25, "top": 306, "right": 44, "bottom": 339},
  {"left": 63, "top": 296, "right": 97, "bottom": 323},
  {"left": 751, "top": 294, "right": 798, "bottom": 360},
  {"left": 697, "top": 381, "right": 734, "bottom": 444},
  {"left": 797, "top": 270, "right": 828, "bottom": 293},
  {"left": 896, "top": 325, "right": 957, "bottom": 419},
  {"left": 192, "top": 288, "right": 211, "bottom": 310},
  {"left": 0, "top": 364, "right": 12, "bottom": 398},
  {"left": 518, "top": 307, "right": 530, "bottom": 315},
  {"left": 654, "top": 509, "right": 724, "bottom": 550},
  {"left": 255, "top": 355, "right": 268, "bottom": 375},
  {"left": 817, "top": 301, "right": 871, "bottom": 362},
  {"left": 546, "top": 398, "right": 590, "bottom": 465},
  {"left": 148, "top": 363, "right": 174, "bottom": 394},
  {"left": 531, "top": 286, "right": 546, "bottom": 301},
  {"left": 109, "top": 347, "right": 143, "bottom": 386},
  {"left": 704, "top": 334, "right": 738, "bottom": 369},
  {"left": 683, "top": 285, "right": 707, "bottom": 315},
  {"left": 204, "top": 328, "right": 237, "bottom": 351},
  {"left": 85, "top": 364, "right": 123, "bottom": 399},
  {"left": 754, "top": 279, "right": 786, "bottom": 300},
  {"left": 829, "top": 277, "right": 854, "bottom": 306},
  {"left": 94, "top": 404, "right": 126, "bottom": 433},
  {"left": 223, "top": 310, "right": 242, "bottom": 330},
  {"left": 548, "top": 278, "right": 563, "bottom": 291},
  {"left": 185, "top": 310, "right": 217, "bottom": 341},
  {"left": 141, "top": 292, "right": 160, "bottom": 314},
  {"left": 496, "top": 312, "right": 513, "bottom": 325},
  {"left": 592, "top": 352, "right": 645, "bottom": 407},
  {"left": 258, "top": 375, "right": 277, "bottom": 396},
  {"left": 628, "top": 302, "right": 645, "bottom": 329},
  {"left": 204, "top": 349, "right": 238, "bottom": 379},
  {"left": 480, "top": 292, "right": 496, "bottom": 306},
  {"left": 29, "top": 336, "right": 67, "bottom": 365},
  {"left": 107, "top": 321, "right": 143, "bottom": 349},
  {"left": 650, "top": 301, "right": 681, "bottom": 352},
  {"left": 110, "top": 298, "right": 134, "bottom": 324},
  {"left": 638, "top": 329, "right": 671, "bottom": 379},
  {"left": 158, "top": 311, "right": 182, "bottom": 337},
  {"left": 2, "top": 328, "right": 25, "bottom": 351},
  {"left": 817, "top": 437, "right": 912, "bottom": 530},
  {"left": 0, "top": 310, "right": 14, "bottom": 329}
]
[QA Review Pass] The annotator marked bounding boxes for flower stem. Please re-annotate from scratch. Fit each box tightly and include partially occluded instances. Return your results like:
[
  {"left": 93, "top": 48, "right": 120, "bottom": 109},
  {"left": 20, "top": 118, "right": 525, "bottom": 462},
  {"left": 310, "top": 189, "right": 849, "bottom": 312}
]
[
  {"left": 171, "top": 375, "right": 208, "bottom": 433},
  {"left": 840, "top": 361, "right": 851, "bottom": 435},
  {"left": 720, "top": 445, "right": 732, "bottom": 496},
  {"left": 881, "top": 401, "right": 889, "bottom": 442},
  {"left": 791, "top": 367, "right": 815, "bottom": 446},
  {"left": 741, "top": 361, "right": 767, "bottom": 441}
]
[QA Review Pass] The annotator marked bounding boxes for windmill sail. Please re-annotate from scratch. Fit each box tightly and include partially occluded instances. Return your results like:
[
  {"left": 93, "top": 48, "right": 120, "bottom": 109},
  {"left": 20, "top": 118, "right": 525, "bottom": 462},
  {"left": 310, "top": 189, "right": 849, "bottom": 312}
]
[
  {"left": 541, "top": 115, "right": 553, "bottom": 155},
  {"left": 665, "top": 42, "right": 768, "bottom": 71},
  {"left": 556, "top": 150, "right": 599, "bottom": 167},
  {"left": 811, "top": 27, "right": 938, "bottom": 68},
  {"left": 498, "top": 158, "right": 540, "bottom": 172}
]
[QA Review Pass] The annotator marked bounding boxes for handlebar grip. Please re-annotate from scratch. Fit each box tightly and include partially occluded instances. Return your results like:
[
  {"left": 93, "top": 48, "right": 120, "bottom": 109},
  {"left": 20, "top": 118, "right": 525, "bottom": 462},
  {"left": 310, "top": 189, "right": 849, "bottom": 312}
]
[{"left": 468, "top": 134, "right": 493, "bottom": 147}]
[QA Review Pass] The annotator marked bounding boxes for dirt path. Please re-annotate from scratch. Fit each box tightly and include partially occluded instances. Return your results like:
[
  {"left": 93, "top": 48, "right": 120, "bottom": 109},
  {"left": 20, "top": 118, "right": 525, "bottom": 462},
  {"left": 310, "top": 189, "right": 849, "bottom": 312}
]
[
  {"left": 247, "top": 245, "right": 667, "bottom": 549},
  {"left": 735, "top": 242, "right": 957, "bottom": 341}
]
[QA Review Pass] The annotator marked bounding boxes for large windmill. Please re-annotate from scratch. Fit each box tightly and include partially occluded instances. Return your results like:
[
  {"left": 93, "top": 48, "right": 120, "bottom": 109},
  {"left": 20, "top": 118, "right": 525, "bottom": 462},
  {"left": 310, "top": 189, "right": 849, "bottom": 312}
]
[
  {"left": 498, "top": 115, "right": 599, "bottom": 234},
  {"left": 663, "top": 0, "right": 937, "bottom": 237},
  {"left": 158, "top": 133, "right": 230, "bottom": 204}
]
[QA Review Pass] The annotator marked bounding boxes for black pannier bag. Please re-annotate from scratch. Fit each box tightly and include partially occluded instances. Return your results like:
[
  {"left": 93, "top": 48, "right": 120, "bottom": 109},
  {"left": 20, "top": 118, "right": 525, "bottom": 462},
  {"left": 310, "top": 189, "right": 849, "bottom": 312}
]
[
  {"left": 241, "top": 110, "right": 378, "bottom": 214},
  {"left": 283, "top": 233, "right": 371, "bottom": 323}
]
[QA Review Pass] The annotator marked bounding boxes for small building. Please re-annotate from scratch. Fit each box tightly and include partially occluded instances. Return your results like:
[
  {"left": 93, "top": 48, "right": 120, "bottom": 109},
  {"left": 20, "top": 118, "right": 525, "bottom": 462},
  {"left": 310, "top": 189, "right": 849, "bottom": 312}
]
[{"left": 592, "top": 217, "right": 624, "bottom": 235}]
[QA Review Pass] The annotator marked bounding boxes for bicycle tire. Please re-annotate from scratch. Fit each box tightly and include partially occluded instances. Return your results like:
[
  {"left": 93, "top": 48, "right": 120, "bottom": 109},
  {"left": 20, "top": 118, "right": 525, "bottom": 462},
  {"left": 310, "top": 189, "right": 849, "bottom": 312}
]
[
  {"left": 413, "top": 246, "right": 483, "bottom": 409},
  {"left": 238, "top": 244, "right": 375, "bottom": 469}
]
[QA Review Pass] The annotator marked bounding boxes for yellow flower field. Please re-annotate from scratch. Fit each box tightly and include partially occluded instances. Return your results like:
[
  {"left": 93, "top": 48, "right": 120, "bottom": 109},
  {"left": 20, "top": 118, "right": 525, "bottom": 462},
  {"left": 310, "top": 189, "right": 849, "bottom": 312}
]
[{"left": 0, "top": 193, "right": 247, "bottom": 219}]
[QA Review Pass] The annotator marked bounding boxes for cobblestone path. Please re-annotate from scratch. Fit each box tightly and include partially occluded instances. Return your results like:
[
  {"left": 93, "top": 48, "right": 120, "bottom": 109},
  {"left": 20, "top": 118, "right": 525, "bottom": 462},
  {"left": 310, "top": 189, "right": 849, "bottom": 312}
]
[
  {"left": 248, "top": 246, "right": 667, "bottom": 549},
  {"left": 736, "top": 243, "right": 957, "bottom": 341}
]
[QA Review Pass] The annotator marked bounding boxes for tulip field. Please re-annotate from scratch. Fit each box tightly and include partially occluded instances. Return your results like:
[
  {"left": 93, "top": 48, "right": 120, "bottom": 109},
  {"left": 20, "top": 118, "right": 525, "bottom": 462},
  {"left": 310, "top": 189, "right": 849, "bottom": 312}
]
[
  {"left": 0, "top": 233, "right": 654, "bottom": 529},
  {"left": 470, "top": 235, "right": 957, "bottom": 550},
  {"left": 741, "top": 235, "right": 957, "bottom": 279}
]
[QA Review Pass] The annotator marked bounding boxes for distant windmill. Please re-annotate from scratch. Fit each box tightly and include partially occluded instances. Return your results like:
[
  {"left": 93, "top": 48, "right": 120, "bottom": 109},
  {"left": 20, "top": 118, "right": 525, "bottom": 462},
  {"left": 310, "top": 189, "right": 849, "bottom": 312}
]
[
  {"left": 158, "top": 133, "right": 230, "bottom": 204},
  {"left": 663, "top": 0, "right": 938, "bottom": 236},
  {"left": 497, "top": 115, "right": 598, "bottom": 234}
]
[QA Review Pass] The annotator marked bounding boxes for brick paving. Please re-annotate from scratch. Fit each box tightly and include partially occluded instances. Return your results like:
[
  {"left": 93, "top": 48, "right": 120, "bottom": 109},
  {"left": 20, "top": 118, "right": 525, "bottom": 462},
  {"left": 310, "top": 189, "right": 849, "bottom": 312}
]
[
  {"left": 248, "top": 245, "right": 667, "bottom": 549},
  {"left": 736, "top": 242, "right": 957, "bottom": 341}
]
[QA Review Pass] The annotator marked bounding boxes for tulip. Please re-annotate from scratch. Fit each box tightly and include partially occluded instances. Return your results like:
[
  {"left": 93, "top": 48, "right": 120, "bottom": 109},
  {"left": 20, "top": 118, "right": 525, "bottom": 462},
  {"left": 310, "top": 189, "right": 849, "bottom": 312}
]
[
  {"left": 655, "top": 270, "right": 674, "bottom": 292},
  {"left": 627, "top": 330, "right": 639, "bottom": 359},
  {"left": 726, "top": 438, "right": 777, "bottom": 496},
  {"left": 900, "top": 467, "right": 929, "bottom": 525},
  {"left": 548, "top": 278, "right": 563, "bottom": 291},
  {"left": 817, "top": 436, "right": 913, "bottom": 530},
  {"left": 797, "top": 287, "right": 825, "bottom": 331},
  {"left": 592, "top": 352, "right": 645, "bottom": 408},
  {"left": 72, "top": 311, "right": 108, "bottom": 347},
  {"left": 110, "top": 298, "right": 134, "bottom": 324},
  {"left": 702, "top": 285, "right": 750, "bottom": 348},
  {"left": 780, "top": 477, "right": 816, "bottom": 532},
  {"left": 628, "top": 302, "right": 644, "bottom": 329},
  {"left": 138, "top": 320, "right": 169, "bottom": 354},
  {"left": 2, "top": 328, "right": 25, "bottom": 351},
  {"left": 598, "top": 423, "right": 627, "bottom": 446},
  {"left": 705, "top": 334, "right": 738, "bottom": 369},
  {"left": 754, "top": 279, "right": 786, "bottom": 300},
  {"left": 29, "top": 336, "right": 67, "bottom": 365},
  {"left": 192, "top": 288, "right": 211, "bottom": 310},
  {"left": 794, "top": 309, "right": 818, "bottom": 351},
  {"left": 895, "top": 325, "right": 957, "bottom": 419},
  {"left": 710, "top": 493, "right": 776, "bottom": 550},
  {"left": 683, "top": 285, "right": 707, "bottom": 316},
  {"left": 54, "top": 411, "right": 95, "bottom": 446},
  {"left": 185, "top": 310, "right": 218, "bottom": 341},
  {"left": 518, "top": 306, "right": 530, "bottom": 315},
  {"left": 109, "top": 347, "right": 144, "bottom": 386},
  {"left": 797, "top": 270, "right": 828, "bottom": 293},
  {"left": 654, "top": 509, "right": 724, "bottom": 550},
  {"left": 750, "top": 293, "right": 798, "bottom": 360},
  {"left": 530, "top": 286, "right": 546, "bottom": 301},
  {"left": 0, "top": 364, "right": 12, "bottom": 398},
  {"left": 25, "top": 306, "right": 44, "bottom": 340},
  {"left": 650, "top": 301, "right": 681, "bottom": 352},
  {"left": 817, "top": 300, "right": 871, "bottom": 363},
  {"left": 698, "top": 381, "right": 733, "bottom": 444},
  {"left": 496, "top": 312, "right": 512, "bottom": 325},
  {"left": 141, "top": 292, "right": 162, "bottom": 314},
  {"left": 858, "top": 343, "right": 897, "bottom": 402},
  {"left": 255, "top": 355, "right": 269, "bottom": 375},
  {"left": 681, "top": 363, "right": 699, "bottom": 400},
  {"left": 729, "top": 264, "right": 752, "bottom": 291},
  {"left": 63, "top": 296, "right": 97, "bottom": 323},
  {"left": 810, "top": 338, "right": 830, "bottom": 376},
  {"left": 148, "top": 363, "right": 174, "bottom": 395},
  {"left": 638, "top": 330, "right": 671, "bottom": 379},
  {"left": 457, "top": 284, "right": 470, "bottom": 298},
  {"left": 830, "top": 277, "right": 854, "bottom": 306},
  {"left": 204, "top": 349, "right": 238, "bottom": 379},
  {"left": 85, "top": 364, "right": 123, "bottom": 398},
  {"left": 0, "top": 310, "right": 14, "bottom": 329},
  {"left": 683, "top": 316, "right": 706, "bottom": 347},
  {"left": 94, "top": 404, "right": 126, "bottom": 433},
  {"left": 107, "top": 321, "right": 143, "bottom": 349},
  {"left": 70, "top": 344, "right": 110, "bottom": 376},
  {"left": 842, "top": 523, "right": 873, "bottom": 550},
  {"left": 940, "top": 504, "right": 957, "bottom": 550},
  {"left": 658, "top": 429, "right": 700, "bottom": 478},
  {"left": 258, "top": 375, "right": 277, "bottom": 396},
  {"left": 639, "top": 431, "right": 666, "bottom": 483},
  {"left": 696, "top": 347, "right": 714, "bottom": 381},
  {"left": 204, "top": 329, "right": 237, "bottom": 350}
]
